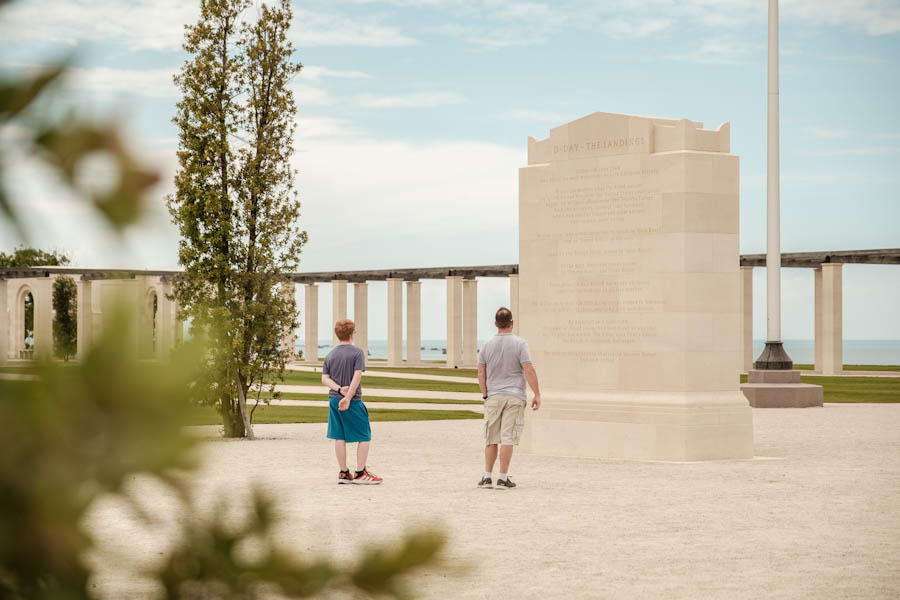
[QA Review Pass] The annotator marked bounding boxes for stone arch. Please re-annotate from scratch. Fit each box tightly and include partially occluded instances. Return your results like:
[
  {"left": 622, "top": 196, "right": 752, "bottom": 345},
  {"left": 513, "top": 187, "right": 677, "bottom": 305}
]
[{"left": 14, "top": 283, "right": 34, "bottom": 358}]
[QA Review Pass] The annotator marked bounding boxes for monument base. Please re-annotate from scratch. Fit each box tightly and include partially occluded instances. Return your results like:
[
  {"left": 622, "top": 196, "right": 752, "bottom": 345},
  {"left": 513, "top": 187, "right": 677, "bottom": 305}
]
[
  {"left": 741, "top": 369, "right": 824, "bottom": 408},
  {"left": 521, "top": 390, "right": 754, "bottom": 462}
]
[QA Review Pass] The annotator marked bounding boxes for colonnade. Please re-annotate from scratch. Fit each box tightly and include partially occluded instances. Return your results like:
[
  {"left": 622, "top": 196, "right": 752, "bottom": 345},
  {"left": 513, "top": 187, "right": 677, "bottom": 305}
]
[
  {"left": 1, "top": 274, "right": 182, "bottom": 364},
  {"left": 296, "top": 274, "right": 520, "bottom": 367},
  {"left": 2, "top": 256, "right": 878, "bottom": 374},
  {"left": 740, "top": 263, "right": 845, "bottom": 374}
]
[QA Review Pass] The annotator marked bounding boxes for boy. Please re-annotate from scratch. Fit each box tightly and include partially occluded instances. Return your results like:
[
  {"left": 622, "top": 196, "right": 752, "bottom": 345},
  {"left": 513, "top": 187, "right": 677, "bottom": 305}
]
[{"left": 321, "top": 318, "right": 382, "bottom": 484}]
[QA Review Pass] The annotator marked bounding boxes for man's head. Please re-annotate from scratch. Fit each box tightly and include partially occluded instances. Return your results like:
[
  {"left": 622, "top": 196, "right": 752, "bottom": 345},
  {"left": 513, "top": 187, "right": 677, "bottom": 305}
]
[
  {"left": 495, "top": 307, "right": 513, "bottom": 331},
  {"left": 334, "top": 318, "right": 356, "bottom": 342}
]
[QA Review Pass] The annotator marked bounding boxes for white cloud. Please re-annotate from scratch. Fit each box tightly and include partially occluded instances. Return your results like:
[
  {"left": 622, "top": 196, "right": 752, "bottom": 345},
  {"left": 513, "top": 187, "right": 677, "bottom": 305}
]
[
  {"left": 296, "top": 116, "right": 360, "bottom": 139},
  {"left": 805, "top": 126, "right": 855, "bottom": 140},
  {"left": 301, "top": 66, "right": 373, "bottom": 81},
  {"left": 65, "top": 66, "right": 178, "bottom": 99},
  {"left": 0, "top": 0, "right": 198, "bottom": 51},
  {"left": 292, "top": 9, "right": 418, "bottom": 47},
  {"left": 355, "top": 90, "right": 468, "bottom": 108},
  {"left": 293, "top": 136, "right": 520, "bottom": 240},
  {"left": 664, "top": 36, "right": 761, "bottom": 64}
]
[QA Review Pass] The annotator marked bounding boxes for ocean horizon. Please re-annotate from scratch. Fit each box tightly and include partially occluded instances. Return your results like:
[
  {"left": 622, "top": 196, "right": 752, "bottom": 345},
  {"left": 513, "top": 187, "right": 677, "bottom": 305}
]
[{"left": 297, "top": 339, "right": 900, "bottom": 366}]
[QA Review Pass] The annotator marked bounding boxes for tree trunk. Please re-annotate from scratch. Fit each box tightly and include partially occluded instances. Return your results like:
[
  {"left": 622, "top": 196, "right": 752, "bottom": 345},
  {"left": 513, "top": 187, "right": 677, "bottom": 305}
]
[{"left": 235, "top": 372, "right": 254, "bottom": 440}]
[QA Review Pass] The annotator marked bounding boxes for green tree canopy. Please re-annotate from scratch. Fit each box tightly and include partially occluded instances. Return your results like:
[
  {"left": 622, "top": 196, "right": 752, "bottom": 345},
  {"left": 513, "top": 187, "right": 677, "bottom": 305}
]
[{"left": 0, "top": 246, "right": 69, "bottom": 267}]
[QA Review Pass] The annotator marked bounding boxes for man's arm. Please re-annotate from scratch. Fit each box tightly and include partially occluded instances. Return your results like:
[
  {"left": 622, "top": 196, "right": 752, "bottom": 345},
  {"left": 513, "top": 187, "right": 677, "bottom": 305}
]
[
  {"left": 339, "top": 369, "right": 364, "bottom": 410},
  {"left": 523, "top": 363, "right": 541, "bottom": 410},
  {"left": 477, "top": 365, "right": 487, "bottom": 399}
]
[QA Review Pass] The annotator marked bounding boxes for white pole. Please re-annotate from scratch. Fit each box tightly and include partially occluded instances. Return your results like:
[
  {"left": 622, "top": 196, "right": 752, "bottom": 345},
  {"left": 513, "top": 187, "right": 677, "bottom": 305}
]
[{"left": 766, "top": 0, "right": 781, "bottom": 344}]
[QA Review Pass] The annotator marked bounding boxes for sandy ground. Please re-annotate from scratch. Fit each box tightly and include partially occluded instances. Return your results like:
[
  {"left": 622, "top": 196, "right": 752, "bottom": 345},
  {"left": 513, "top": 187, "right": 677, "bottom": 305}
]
[
  {"left": 85, "top": 404, "right": 900, "bottom": 599},
  {"left": 273, "top": 384, "right": 482, "bottom": 401},
  {"left": 270, "top": 398, "right": 483, "bottom": 412}
]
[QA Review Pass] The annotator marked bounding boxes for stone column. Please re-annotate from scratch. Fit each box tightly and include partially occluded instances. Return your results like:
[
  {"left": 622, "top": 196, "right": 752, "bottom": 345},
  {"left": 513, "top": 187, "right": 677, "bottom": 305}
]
[
  {"left": 0, "top": 279, "right": 7, "bottom": 364},
  {"left": 331, "top": 279, "right": 347, "bottom": 347},
  {"left": 155, "top": 278, "right": 174, "bottom": 359},
  {"left": 387, "top": 278, "right": 403, "bottom": 366},
  {"left": 814, "top": 268, "right": 822, "bottom": 371},
  {"left": 462, "top": 278, "right": 478, "bottom": 366},
  {"left": 445, "top": 276, "right": 463, "bottom": 367},
  {"left": 815, "top": 263, "right": 843, "bottom": 375},
  {"left": 281, "top": 282, "right": 296, "bottom": 360},
  {"left": 406, "top": 280, "right": 421, "bottom": 365},
  {"left": 509, "top": 273, "right": 519, "bottom": 334},
  {"left": 76, "top": 278, "right": 93, "bottom": 360},
  {"left": 33, "top": 277, "right": 52, "bottom": 359},
  {"left": 739, "top": 267, "right": 753, "bottom": 373},
  {"left": 304, "top": 284, "right": 319, "bottom": 362},
  {"left": 353, "top": 282, "right": 368, "bottom": 356}
]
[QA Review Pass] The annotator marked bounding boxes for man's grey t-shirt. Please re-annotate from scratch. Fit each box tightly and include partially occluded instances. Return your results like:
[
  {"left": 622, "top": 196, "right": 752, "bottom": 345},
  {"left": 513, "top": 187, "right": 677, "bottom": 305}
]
[
  {"left": 322, "top": 344, "right": 366, "bottom": 401},
  {"left": 478, "top": 333, "right": 532, "bottom": 401}
]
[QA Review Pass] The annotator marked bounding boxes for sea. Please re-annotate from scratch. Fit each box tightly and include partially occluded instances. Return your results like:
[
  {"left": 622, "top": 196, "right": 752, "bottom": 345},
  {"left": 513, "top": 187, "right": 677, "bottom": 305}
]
[{"left": 298, "top": 339, "right": 900, "bottom": 365}]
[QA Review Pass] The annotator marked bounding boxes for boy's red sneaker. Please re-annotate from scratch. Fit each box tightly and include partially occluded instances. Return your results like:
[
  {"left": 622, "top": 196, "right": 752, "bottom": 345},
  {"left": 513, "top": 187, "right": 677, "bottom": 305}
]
[
  {"left": 353, "top": 468, "right": 383, "bottom": 485},
  {"left": 338, "top": 470, "right": 354, "bottom": 484}
]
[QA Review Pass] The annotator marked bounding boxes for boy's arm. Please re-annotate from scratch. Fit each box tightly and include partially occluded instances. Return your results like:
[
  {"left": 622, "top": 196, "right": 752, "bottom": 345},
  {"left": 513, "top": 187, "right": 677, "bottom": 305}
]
[
  {"left": 342, "top": 369, "right": 364, "bottom": 401},
  {"left": 523, "top": 363, "right": 541, "bottom": 410},
  {"left": 321, "top": 374, "right": 342, "bottom": 394},
  {"left": 477, "top": 365, "right": 487, "bottom": 399}
]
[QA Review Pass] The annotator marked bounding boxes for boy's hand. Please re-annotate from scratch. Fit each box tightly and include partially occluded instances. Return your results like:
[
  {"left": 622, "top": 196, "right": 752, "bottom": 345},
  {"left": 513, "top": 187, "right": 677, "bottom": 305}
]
[
  {"left": 338, "top": 397, "right": 351, "bottom": 411},
  {"left": 340, "top": 385, "right": 350, "bottom": 395},
  {"left": 531, "top": 394, "right": 542, "bottom": 411}
]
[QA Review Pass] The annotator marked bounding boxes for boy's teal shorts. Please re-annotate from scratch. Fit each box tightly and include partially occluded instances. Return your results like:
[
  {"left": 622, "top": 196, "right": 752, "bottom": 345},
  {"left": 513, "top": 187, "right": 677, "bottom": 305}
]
[{"left": 326, "top": 396, "right": 372, "bottom": 442}]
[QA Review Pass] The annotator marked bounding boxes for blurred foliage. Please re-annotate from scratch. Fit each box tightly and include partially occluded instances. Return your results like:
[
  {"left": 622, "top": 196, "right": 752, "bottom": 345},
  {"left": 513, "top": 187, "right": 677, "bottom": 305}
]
[
  {"left": 0, "top": 1, "right": 448, "bottom": 598},
  {"left": 52, "top": 275, "right": 77, "bottom": 360}
]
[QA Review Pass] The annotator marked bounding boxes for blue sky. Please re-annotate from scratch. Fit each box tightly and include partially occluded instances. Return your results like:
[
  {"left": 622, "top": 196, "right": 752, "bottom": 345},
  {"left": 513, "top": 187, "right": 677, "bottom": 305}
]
[{"left": 1, "top": 0, "right": 899, "bottom": 342}]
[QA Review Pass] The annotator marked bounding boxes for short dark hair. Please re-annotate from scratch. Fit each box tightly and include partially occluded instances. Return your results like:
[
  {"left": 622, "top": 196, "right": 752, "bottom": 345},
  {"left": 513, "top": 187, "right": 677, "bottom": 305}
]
[{"left": 495, "top": 307, "right": 513, "bottom": 328}]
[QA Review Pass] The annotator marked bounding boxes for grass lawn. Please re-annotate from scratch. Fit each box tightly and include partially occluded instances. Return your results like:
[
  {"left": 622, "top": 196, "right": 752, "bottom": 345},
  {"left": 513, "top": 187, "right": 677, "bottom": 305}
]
[
  {"left": 740, "top": 374, "right": 900, "bottom": 403},
  {"left": 184, "top": 404, "right": 482, "bottom": 426},
  {"left": 793, "top": 364, "right": 900, "bottom": 372},
  {"left": 365, "top": 366, "right": 479, "bottom": 378},
  {"left": 254, "top": 391, "right": 482, "bottom": 405},
  {"left": 277, "top": 369, "right": 480, "bottom": 393}
]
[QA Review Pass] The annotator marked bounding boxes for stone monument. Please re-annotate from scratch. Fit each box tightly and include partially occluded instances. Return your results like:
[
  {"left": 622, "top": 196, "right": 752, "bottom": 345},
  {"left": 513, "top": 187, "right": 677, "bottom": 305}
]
[{"left": 518, "top": 112, "right": 753, "bottom": 461}]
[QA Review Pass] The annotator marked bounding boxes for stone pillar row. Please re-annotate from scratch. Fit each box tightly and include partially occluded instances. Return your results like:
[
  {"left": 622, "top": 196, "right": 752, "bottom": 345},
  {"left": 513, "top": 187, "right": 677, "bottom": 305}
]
[
  {"left": 737, "top": 264, "right": 844, "bottom": 376},
  {"left": 386, "top": 278, "right": 403, "bottom": 366}
]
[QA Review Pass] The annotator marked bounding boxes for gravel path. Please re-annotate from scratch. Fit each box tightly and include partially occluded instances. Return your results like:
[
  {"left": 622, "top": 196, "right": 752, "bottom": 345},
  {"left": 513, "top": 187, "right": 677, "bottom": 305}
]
[{"left": 85, "top": 404, "right": 900, "bottom": 599}]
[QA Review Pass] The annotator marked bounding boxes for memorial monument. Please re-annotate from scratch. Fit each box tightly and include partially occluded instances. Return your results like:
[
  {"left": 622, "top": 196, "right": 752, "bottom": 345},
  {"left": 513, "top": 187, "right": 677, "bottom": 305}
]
[{"left": 518, "top": 112, "right": 753, "bottom": 461}]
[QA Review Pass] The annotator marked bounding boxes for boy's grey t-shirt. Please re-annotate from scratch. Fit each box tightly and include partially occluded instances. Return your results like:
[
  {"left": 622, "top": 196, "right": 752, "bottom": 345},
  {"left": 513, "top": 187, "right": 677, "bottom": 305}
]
[
  {"left": 322, "top": 344, "right": 366, "bottom": 400},
  {"left": 478, "top": 333, "right": 532, "bottom": 401}
]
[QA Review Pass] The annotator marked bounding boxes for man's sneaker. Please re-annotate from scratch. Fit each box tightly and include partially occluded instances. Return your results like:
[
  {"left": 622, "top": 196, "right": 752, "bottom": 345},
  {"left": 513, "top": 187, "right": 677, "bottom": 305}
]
[
  {"left": 353, "top": 469, "right": 383, "bottom": 485},
  {"left": 338, "top": 470, "right": 354, "bottom": 484},
  {"left": 495, "top": 477, "right": 516, "bottom": 490},
  {"left": 478, "top": 476, "right": 492, "bottom": 489}
]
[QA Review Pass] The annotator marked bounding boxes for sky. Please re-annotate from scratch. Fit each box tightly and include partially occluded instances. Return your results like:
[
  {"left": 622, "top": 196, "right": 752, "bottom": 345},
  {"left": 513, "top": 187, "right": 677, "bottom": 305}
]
[{"left": 1, "top": 0, "right": 899, "bottom": 342}]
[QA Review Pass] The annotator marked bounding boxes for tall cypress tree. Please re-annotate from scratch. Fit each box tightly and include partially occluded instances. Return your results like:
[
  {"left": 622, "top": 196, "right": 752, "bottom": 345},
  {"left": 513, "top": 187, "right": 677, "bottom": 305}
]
[
  {"left": 168, "top": 0, "right": 305, "bottom": 438},
  {"left": 52, "top": 275, "right": 77, "bottom": 361}
]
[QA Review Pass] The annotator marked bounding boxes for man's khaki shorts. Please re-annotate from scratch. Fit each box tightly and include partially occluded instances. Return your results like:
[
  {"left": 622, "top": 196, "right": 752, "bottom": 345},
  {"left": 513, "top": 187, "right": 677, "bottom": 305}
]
[{"left": 483, "top": 394, "right": 527, "bottom": 446}]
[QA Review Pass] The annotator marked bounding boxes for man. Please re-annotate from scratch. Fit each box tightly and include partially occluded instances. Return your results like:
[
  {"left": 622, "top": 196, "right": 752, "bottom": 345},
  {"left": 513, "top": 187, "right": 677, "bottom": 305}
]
[
  {"left": 477, "top": 307, "right": 541, "bottom": 489},
  {"left": 321, "top": 318, "right": 382, "bottom": 485}
]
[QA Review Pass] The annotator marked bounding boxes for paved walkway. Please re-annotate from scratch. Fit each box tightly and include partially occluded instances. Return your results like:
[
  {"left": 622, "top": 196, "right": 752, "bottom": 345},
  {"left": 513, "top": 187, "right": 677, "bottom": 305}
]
[{"left": 85, "top": 403, "right": 900, "bottom": 599}]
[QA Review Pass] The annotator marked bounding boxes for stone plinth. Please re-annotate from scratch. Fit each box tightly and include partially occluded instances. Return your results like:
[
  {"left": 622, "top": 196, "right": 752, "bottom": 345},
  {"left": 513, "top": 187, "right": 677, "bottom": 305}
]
[
  {"left": 518, "top": 112, "right": 753, "bottom": 461},
  {"left": 742, "top": 369, "right": 823, "bottom": 408}
]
